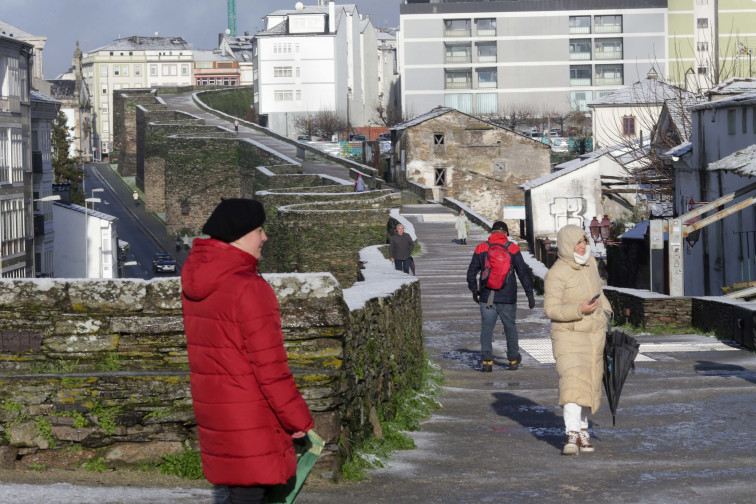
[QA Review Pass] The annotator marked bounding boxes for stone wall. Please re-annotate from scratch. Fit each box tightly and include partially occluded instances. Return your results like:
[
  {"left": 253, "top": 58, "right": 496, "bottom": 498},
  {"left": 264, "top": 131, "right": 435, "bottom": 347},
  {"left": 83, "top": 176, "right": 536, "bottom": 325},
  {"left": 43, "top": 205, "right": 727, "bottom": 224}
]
[
  {"left": 112, "top": 90, "right": 159, "bottom": 173},
  {"left": 0, "top": 267, "right": 423, "bottom": 473}
]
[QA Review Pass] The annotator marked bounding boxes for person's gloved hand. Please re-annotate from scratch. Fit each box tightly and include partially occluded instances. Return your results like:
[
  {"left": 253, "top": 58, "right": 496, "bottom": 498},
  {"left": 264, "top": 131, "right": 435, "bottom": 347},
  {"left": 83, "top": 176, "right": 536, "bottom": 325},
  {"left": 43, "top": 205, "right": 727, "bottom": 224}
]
[
  {"left": 472, "top": 290, "right": 480, "bottom": 304},
  {"left": 527, "top": 295, "right": 536, "bottom": 310}
]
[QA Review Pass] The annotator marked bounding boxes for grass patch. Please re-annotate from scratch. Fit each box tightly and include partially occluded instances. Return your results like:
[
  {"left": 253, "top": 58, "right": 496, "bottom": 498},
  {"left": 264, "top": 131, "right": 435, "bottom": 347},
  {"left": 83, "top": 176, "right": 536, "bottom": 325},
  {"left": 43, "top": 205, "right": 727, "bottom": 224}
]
[
  {"left": 96, "top": 353, "right": 123, "bottom": 372},
  {"left": 612, "top": 321, "right": 710, "bottom": 336},
  {"left": 80, "top": 456, "right": 109, "bottom": 473},
  {"left": 340, "top": 356, "right": 443, "bottom": 481},
  {"left": 89, "top": 401, "right": 121, "bottom": 435},
  {"left": 157, "top": 441, "right": 203, "bottom": 479},
  {"left": 28, "top": 463, "right": 46, "bottom": 472}
]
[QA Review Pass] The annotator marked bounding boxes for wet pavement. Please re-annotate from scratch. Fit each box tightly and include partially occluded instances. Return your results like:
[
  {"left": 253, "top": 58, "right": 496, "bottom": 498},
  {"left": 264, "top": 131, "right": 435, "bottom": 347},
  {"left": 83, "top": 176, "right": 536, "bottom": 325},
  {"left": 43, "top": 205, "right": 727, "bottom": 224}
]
[{"left": 298, "top": 204, "right": 756, "bottom": 504}]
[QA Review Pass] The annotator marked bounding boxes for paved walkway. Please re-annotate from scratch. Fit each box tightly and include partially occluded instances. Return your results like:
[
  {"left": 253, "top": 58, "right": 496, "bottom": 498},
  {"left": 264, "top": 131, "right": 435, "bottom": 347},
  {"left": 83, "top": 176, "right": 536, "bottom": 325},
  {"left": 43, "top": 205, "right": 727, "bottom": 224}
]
[{"left": 299, "top": 204, "right": 756, "bottom": 504}]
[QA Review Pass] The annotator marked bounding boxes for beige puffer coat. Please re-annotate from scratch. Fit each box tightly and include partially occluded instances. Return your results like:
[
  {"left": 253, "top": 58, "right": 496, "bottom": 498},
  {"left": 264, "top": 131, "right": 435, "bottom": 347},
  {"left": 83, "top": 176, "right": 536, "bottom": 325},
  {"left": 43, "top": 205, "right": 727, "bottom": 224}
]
[{"left": 543, "top": 225, "right": 612, "bottom": 413}]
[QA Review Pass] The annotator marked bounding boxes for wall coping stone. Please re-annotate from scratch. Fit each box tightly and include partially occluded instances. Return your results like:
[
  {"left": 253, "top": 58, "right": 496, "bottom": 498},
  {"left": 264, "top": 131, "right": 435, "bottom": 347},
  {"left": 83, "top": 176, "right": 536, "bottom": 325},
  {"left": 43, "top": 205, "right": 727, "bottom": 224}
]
[{"left": 343, "top": 245, "right": 419, "bottom": 311}]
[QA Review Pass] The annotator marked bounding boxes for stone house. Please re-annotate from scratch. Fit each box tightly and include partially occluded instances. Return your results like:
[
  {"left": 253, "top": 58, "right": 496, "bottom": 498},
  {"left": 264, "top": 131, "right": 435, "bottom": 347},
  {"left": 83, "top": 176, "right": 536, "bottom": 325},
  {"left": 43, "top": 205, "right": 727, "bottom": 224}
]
[{"left": 389, "top": 107, "right": 550, "bottom": 224}]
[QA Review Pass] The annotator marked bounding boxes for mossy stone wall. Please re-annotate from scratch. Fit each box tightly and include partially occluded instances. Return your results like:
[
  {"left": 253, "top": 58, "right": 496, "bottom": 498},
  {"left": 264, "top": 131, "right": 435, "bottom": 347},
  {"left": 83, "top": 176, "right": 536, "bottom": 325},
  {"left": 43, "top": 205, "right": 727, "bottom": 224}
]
[
  {"left": 112, "top": 90, "right": 159, "bottom": 172},
  {"left": 0, "top": 272, "right": 422, "bottom": 473}
]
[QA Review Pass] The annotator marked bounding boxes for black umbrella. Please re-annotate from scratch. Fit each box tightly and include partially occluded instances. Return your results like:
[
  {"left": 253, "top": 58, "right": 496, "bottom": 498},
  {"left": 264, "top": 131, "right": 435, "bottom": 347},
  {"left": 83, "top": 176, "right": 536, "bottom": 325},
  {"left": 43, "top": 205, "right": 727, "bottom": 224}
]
[{"left": 603, "top": 329, "right": 640, "bottom": 426}]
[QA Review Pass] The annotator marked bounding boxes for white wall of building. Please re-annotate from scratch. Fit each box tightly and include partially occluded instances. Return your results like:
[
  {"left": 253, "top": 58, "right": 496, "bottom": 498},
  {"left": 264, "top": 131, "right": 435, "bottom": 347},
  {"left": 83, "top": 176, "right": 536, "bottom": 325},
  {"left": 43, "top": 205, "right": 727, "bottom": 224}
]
[{"left": 52, "top": 204, "right": 118, "bottom": 278}]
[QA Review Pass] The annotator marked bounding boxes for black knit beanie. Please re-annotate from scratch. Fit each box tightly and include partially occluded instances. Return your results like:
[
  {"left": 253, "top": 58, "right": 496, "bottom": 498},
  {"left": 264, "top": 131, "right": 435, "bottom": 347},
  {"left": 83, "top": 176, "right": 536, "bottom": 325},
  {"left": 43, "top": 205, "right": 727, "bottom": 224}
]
[{"left": 201, "top": 199, "right": 266, "bottom": 243}]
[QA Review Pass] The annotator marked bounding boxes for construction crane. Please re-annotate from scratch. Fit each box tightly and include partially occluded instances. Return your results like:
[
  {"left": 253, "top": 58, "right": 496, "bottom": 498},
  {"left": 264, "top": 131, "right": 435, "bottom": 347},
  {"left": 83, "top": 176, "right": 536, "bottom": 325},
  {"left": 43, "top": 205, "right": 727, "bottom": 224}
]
[{"left": 227, "top": 0, "right": 237, "bottom": 37}]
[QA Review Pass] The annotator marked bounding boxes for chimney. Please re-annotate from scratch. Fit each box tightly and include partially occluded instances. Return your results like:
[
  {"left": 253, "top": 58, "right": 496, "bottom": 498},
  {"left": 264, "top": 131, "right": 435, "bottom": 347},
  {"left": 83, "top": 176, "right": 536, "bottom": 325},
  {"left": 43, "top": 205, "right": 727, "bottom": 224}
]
[{"left": 329, "top": 1, "right": 336, "bottom": 33}]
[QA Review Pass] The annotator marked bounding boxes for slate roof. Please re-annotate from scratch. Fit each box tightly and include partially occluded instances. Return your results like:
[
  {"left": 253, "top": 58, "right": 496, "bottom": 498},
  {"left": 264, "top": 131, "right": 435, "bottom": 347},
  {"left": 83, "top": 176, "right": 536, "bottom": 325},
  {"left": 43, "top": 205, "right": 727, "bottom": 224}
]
[
  {"left": 259, "top": 3, "right": 358, "bottom": 36},
  {"left": 588, "top": 79, "right": 695, "bottom": 107},
  {"left": 30, "top": 90, "right": 59, "bottom": 104},
  {"left": 708, "top": 77, "right": 756, "bottom": 96},
  {"left": 88, "top": 36, "right": 191, "bottom": 53},
  {"left": 48, "top": 80, "right": 76, "bottom": 99},
  {"left": 0, "top": 19, "right": 35, "bottom": 38},
  {"left": 663, "top": 95, "right": 705, "bottom": 138},
  {"left": 689, "top": 90, "right": 756, "bottom": 111},
  {"left": 708, "top": 144, "right": 756, "bottom": 177},
  {"left": 194, "top": 49, "right": 236, "bottom": 63}
]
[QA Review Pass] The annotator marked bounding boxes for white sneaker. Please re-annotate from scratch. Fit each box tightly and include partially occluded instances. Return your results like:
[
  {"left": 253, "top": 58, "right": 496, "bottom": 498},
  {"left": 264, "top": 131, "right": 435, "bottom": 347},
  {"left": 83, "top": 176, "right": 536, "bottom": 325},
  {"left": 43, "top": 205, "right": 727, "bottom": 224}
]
[{"left": 563, "top": 431, "right": 579, "bottom": 455}]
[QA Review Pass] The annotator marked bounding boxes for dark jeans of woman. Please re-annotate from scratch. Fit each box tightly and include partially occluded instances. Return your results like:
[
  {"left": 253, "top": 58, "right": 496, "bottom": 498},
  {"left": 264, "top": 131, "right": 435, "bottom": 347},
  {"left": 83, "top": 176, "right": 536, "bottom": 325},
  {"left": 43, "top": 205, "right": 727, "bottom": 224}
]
[{"left": 227, "top": 486, "right": 267, "bottom": 504}]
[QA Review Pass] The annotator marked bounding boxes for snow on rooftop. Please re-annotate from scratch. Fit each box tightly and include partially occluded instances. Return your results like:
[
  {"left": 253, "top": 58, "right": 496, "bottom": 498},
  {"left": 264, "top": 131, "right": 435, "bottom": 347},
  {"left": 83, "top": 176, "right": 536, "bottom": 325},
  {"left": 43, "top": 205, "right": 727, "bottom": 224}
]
[
  {"left": 708, "top": 77, "right": 756, "bottom": 95},
  {"left": 690, "top": 90, "right": 756, "bottom": 111},
  {"left": 588, "top": 78, "right": 694, "bottom": 107},
  {"left": 708, "top": 144, "right": 756, "bottom": 177}
]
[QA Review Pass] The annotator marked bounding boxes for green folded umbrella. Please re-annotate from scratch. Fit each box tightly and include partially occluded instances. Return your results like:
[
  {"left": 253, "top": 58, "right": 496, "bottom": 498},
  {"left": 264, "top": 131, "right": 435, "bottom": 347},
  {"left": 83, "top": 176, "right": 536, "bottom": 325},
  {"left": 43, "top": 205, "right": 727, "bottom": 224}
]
[{"left": 264, "top": 430, "right": 325, "bottom": 504}]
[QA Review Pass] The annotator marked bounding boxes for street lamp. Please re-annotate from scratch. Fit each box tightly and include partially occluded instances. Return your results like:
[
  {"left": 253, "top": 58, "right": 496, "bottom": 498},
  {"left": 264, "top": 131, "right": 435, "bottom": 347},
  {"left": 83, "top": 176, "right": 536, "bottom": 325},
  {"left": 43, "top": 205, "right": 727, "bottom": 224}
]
[
  {"left": 90, "top": 188, "right": 104, "bottom": 211},
  {"left": 84, "top": 197, "right": 101, "bottom": 278}
]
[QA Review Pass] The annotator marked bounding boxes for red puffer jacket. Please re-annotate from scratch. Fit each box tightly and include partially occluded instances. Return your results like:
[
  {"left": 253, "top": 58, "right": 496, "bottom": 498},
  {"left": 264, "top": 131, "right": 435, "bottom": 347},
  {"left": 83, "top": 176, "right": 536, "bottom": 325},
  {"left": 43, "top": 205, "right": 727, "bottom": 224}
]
[{"left": 181, "top": 238, "right": 314, "bottom": 486}]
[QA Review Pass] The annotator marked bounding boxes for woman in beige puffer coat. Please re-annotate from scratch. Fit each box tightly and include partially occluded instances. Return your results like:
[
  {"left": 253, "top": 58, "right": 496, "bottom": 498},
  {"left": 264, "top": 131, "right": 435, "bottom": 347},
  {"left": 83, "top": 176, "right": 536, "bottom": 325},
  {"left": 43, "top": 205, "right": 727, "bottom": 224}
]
[{"left": 543, "top": 225, "right": 612, "bottom": 455}]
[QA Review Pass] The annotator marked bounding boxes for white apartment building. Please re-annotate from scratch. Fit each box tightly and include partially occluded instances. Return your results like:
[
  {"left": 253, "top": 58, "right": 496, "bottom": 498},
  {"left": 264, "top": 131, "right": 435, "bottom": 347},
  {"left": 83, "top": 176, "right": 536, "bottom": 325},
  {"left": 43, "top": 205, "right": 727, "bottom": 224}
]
[
  {"left": 252, "top": 1, "right": 378, "bottom": 137},
  {"left": 53, "top": 203, "right": 118, "bottom": 279},
  {"left": 399, "top": 0, "right": 669, "bottom": 116},
  {"left": 377, "top": 28, "right": 401, "bottom": 124},
  {"left": 1, "top": 33, "right": 32, "bottom": 278},
  {"left": 82, "top": 36, "right": 193, "bottom": 156}
]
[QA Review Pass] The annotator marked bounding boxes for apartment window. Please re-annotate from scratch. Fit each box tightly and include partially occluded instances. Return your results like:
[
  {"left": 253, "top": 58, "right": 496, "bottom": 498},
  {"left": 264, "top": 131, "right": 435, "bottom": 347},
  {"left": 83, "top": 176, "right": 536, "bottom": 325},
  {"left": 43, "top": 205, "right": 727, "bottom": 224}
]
[
  {"left": 570, "top": 65, "right": 591, "bottom": 86},
  {"left": 594, "top": 15, "right": 622, "bottom": 34},
  {"left": 445, "top": 70, "right": 472, "bottom": 89},
  {"left": 101, "top": 102, "right": 108, "bottom": 112},
  {"left": 274, "top": 66, "right": 293, "bottom": 78},
  {"left": 273, "top": 42, "right": 292, "bottom": 54},
  {"left": 622, "top": 116, "right": 636, "bottom": 136},
  {"left": 595, "top": 64, "right": 623, "bottom": 86},
  {"left": 476, "top": 18, "right": 496, "bottom": 36},
  {"left": 569, "top": 39, "right": 591, "bottom": 60},
  {"left": 445, "top": 43, "right": 472, "bottom": 64},
  {"left": 727, "top": 109, "right": 736, "bottom": 135},
  {"left": 595, "top": 38, "right": 623, "bottom": 60},
  {"left": 100, "top": 65, "right": 108, "bottom": 76},
  {"left": 101, "top": 84, "right": 108, "bottom": 94},
  {"left": 697, "top": 18, "right": 709, "bottom": 29},
  {"left": 135, "top": 65, "right": 141, "bottom": 76},
  {"left": 295, "top": 43, "right": 300, "bottom": 53},
  {"left": 150, "top": 65, "right": 158, "bottom": 76},
  {"left": 296, "top": 67, "right": 300, "bottom": 78},
  {"left": 434, "top": 167, "right": 447, "bottom": 186},
  {"left": 444, "top": 93, "right": 473, "bottom": 114},
  {"left": 698, "top": 66, "right": 708, "bottom": 75},
  {"left": 569, "top": 16, "right": 591, "bottom": 34},
  {"left": 274, "top": 90, "right": 293, "bottom": 101},
  {"left": 697, "top": 42, "right": 709, "bottom": 51},
  {"left": 296, "top": 90, "right": 301, "bottom": 101},
  {"left": 102, "top": 121, "right": 109, "bottom": 133},
  {"left": 181, "top": 64, "right": 189, "bottom": 76},
  {"left": 476, "top": 42, "right": 497, "bottom": 63},
  {"left": 114, "top": 66, "right": 120, "bottom": 76},
  {"left": 570, "top": 91, "right": 592, "bottom": 111},
  {"left": 433, "top": 133, "right": 445, "bottom": 153},
  {"left": 444, "top": 19, "right": 471, "bottom": 37},
  {"left": 162, "top": 64, "right": 178, "bottom": 76},
  {"left": 696, "top": 0, "right": 708, "bottom": 3},
  {"left": 477, "top": 68, "right": 497, "bottom": 88}
]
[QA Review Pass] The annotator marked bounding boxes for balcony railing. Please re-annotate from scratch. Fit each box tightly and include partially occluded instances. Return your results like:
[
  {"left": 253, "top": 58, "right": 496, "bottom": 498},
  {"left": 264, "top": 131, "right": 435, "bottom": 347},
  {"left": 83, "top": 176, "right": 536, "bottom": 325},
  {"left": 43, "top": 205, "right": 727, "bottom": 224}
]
[
  {"left": 570, "top": 78, "right": 592, "bottom": 86},
  {"left": 478, "top": 80, "right": 497, "bottom": 88},
  {"left": 445, "top": 55, "right": 472, "bottom": 64},
  {"left": 595, "top": 25, "right": 622, "bottom": 34},
  {"left": 569, "top": 26, "right": 591, "bottom": 34},
  {"left": 477, "top": 28, "right": 496, "bottom": 36},
  {"left": 477, "top": 54, "right": 497, "bottom": 63},
  {"left": 446, "top": 81, "right": 472, "bottom": 90},
  {"left": 595, "top": 50, "right": 623, "bottom": 60},
  {"left": 445, "top": 28, "right": 471, "bottom": 37},
  {"left": 570, "top": 52, "right": 592, "bottom": 60},
  {"left": 595, "top": 77, "right": 623, "bottom": 86}
]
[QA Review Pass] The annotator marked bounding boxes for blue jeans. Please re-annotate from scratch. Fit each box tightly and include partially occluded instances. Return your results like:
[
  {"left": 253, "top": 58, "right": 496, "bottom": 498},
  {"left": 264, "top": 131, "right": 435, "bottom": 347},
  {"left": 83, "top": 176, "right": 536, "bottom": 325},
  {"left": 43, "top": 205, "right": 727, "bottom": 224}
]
[
  {"left": 479, "top": 301, "right": 519, "bottom": 362},
  {"left": 395, "top": 258, "right": 410, "bottom": 273}
]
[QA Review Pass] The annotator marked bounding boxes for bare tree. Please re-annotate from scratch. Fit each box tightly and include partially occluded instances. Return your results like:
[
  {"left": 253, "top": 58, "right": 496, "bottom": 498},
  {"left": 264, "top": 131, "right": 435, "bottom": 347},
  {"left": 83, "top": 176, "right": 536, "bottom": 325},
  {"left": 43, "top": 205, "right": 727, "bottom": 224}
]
[
  {"left": 374, "top": 100, "right": 403, "bottom": 127},
  {"left": 543, "top": 107, "right": 571, "bottom": 135},
  {"left": 311, "top": 109, "right": 348, "bottom": 141},
  {"left": 293, "top": 114, "right": 318, "bottom": 138},
  {"left": 483, "top": 103, "right": 536, "bottom": 132}
]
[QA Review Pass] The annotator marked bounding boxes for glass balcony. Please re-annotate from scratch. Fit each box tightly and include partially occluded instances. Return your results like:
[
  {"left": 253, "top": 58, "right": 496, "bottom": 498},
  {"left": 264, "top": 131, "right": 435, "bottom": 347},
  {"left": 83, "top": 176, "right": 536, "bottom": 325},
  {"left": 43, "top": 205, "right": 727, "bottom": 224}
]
[
  {"left": 570, "top": 52, "right": 592, "bottom": 61},
  {"left": 594, "top": 24, "right": 622, "bottom": 34},
  {"left": 595, "top": 50, "right": 623, "bottom": 60},
  {"left": 570, "top": 26, "right": 591, "bottom": 34},
  {"left": 570, "top": 78, "right": 591, "bottom": 86},
  {"left": 595, "top": 77, "right": 623, "bottom": 86}
]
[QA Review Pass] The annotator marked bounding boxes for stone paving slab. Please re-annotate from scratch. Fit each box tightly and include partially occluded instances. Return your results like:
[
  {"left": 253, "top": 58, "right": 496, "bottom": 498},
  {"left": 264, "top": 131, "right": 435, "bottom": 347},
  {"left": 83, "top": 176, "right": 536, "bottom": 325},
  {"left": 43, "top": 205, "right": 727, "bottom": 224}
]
[{"left": 300, "top": 203, "right": 756, "bottom": 504}]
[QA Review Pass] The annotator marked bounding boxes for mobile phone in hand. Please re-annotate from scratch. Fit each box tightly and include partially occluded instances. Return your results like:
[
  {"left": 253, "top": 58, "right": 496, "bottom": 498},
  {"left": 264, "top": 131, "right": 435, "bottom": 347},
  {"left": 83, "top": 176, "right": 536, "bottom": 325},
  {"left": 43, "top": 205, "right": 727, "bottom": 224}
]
[{"left": 591, "top": 293, "right": 601, "bottom": 301}]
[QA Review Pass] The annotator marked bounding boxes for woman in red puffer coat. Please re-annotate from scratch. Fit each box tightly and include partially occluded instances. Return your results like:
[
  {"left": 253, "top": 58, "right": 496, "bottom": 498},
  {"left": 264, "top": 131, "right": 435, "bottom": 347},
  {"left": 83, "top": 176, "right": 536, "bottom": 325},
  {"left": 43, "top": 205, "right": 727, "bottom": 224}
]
[{"left": 182, "top": 199, "right": 313, "bottom": 504}]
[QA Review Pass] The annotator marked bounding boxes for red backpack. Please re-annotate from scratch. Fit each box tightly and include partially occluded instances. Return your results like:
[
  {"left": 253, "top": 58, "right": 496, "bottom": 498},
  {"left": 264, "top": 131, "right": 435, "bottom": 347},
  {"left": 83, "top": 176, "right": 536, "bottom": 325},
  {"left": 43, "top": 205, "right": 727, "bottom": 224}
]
[{"left": 480, "top": 241, "right": 514, "bottom": 293}]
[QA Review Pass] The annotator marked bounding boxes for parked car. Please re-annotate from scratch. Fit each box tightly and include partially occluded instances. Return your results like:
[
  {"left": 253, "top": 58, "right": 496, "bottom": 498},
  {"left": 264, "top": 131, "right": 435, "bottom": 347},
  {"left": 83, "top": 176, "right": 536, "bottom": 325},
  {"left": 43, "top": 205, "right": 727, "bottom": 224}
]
[
  {"left": 550, "top": 137, "right": 569, "bottom": 153},
  {"left": 297, "top": 135, "right": 311, "bottom": 141},
  {"left": 348, "top": 134, "right": 366, "bottom": 142},
  {"left": 152, "top": 253, "right": 176, "bottom": 274},
  {"left": 377, "top": 132, "right": 391, "bottom": 141}
]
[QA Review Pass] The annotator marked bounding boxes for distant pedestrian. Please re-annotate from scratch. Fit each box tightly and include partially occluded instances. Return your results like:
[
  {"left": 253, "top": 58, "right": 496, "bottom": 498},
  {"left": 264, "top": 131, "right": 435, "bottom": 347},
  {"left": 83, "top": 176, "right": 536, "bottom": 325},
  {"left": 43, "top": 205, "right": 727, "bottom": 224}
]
[
  {"left": 175, "top": 235, "right": 182, "bottom": 252},
  {"left": 389, "top": 224, "right": 414, "bottom": 274},
  {"left": 183, "top": 234, "right": 191, "bottom": 250},
  {"left": 455, "top": 210, "right": 469, "bottom": 245},
  {"left": 234, "top": 119, "right": 239, "bottom": 134},
  {"left": 467, "top": 221, "right": 535, "bottom": 372},
  {"left": 132, "top": 190, "right": 139, "bottom": 207},
  {"left": 543, "top": 224, "right": 612, "bottom": 456},
  {"left": 355, "top": 174, "right": 365, "bottom": 192}
]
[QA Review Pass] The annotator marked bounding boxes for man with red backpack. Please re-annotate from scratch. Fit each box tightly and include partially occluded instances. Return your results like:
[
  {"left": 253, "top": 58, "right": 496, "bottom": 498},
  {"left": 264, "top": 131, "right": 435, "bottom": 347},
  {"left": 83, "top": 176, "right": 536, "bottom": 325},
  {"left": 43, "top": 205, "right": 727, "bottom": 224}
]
[{"left": 467, "top": 221, "right": 536, "bottom": 372}]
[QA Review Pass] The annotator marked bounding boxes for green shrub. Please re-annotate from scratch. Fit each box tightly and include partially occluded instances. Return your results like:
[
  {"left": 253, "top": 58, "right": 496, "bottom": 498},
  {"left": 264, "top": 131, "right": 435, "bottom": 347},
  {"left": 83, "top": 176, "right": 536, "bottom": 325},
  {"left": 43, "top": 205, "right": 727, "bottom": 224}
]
[{"left": 157, "top": 441, "right": 203, "bottom": 480}]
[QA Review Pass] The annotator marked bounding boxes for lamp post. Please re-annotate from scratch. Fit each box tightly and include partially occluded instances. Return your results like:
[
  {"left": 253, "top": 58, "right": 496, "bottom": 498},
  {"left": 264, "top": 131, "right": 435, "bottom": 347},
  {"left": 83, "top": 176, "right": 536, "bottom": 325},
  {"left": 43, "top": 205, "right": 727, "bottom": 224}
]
[
  {"left": 84, "top": 197, "right": 101, "bottom": 278},
  {"left": 90, "top": 188, "right": 104, "bottom": 211}
]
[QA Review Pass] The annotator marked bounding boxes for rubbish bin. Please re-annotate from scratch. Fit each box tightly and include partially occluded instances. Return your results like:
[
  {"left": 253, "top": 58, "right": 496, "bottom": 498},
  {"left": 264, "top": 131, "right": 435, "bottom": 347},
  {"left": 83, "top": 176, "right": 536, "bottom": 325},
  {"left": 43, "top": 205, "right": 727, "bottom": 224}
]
[{"left": 732, "top": 305, "right": 755, "bottom": 350}]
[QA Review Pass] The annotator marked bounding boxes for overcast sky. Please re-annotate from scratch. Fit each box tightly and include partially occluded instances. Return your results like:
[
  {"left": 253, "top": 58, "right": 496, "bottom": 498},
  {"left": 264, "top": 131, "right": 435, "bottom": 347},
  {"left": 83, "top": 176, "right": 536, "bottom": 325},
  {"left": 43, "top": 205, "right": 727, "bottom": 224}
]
[{"left": 2, "top": 0, "right": 403, "bottom": 79}]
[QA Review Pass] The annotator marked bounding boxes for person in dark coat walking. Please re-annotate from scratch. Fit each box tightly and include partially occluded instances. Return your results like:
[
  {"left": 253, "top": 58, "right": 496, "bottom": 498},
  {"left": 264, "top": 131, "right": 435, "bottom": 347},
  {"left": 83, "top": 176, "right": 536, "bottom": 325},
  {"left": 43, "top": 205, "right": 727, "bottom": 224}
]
[
  {"left": 389, "top": 224, "right": 414, "bottom": 273},
  {"left": 182, "top": 199, "right": 314, "bottom": 504},
  {"left": 467, "top": 221, "right": 536, "bottom": 372}
]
